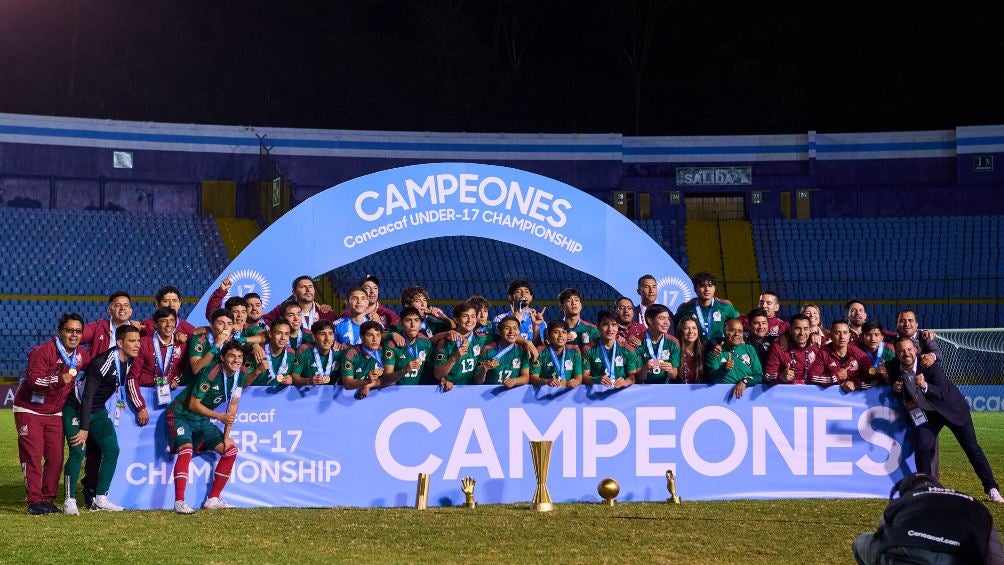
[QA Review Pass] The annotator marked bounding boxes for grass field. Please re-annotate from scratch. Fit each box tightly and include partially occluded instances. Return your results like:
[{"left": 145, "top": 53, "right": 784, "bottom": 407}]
[{"left": 2, "top": 410, "right": 1002, "bottom": 564}]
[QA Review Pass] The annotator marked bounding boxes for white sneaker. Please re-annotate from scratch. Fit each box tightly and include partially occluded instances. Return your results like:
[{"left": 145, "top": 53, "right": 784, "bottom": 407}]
[
  {"left": 989, "top": 488, "right": 1004, "bottom": 503},
  {"left": 90, "top": 495, "right": 124, "bottom": 511},
  {"left": 63, "top": 499, "right": 79, "bottom": 516},
  {"left": 203, "top": 496, "right": 235, "bottom": 510},
  {"left": 174, "top": 500, "right": 196, "bottom": 514}
]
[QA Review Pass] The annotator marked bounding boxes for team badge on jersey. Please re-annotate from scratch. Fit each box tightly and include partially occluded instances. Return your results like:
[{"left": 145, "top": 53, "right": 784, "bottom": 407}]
[
  {"left": 564, "top": 360, "right": 573, "bottom": 371},
  {"left": 582, "top": 333, "right": 590, "bottom": 344},
  {"left": 741, "top": 354, "right": 751, "bottom": 366},
  {"left": 71, "top": 417, "right": 79, "bottom": 426},
  {"left": 419, "top": 351, "right": 427, "bottom": 361},
  {"left": 568, "top": 331, "right": 577, "bottom": 341},
  {"left": 199, "top": 382, "right": 211, "bottom": 392},
  {"left": 473, "top": 345, "right": 481, "bottom": 356},
  {"left": 712, "top": 311, "right": 722, "bottom": 322},
  {"left": 384, "top": 350, "right": 394, "bottom": 359},
  {"left": 615, "top": 356, "right": 624, "bottom": 366},
  {"left": 344, "top": 361, "right": 352, "bottom": 371},
  {"left": 436, "top": 353, "right": 445, "bottom": 361},
  {"left": 512, "top": 359, "right": 521, "bottom": 368},
  {"left": 807, "top": 351, "right": 816, "bottom": 363},
  {"left": 18, "top": 425, "right": 28, "bottom": 436},
  {"left": 177, "top": 426, "right": 185, "bottom": 435},
  {"left": 660, "top": 350, "right": 670, "bottom": 360},
  {"left": 849, "top": 360, "right": 859, "bottom": 370},
  {"left": 532, "top": 358, "right": 541, "bottom": 368},
  {"left": 195, "top": 343, "right": 204, "bottom": 353}
]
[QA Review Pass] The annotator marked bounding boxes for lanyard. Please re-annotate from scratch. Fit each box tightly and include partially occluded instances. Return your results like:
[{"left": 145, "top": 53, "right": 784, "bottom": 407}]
[
  {"left": 788, "top": 348, "right": 809, "bottom": 381},
  {"left": 599, "top": 342, "right": 617, "bottom": 376},
  {"left": 455, "top": 332, "right": 475, "bottom": 350},
  {"left": 363, "top": 347, "right": 384, "bottom": 369},
  {"left": 645, "top": 335, "right": 664, "bottom": 362},
  {"left": 303, "top": 304, "right": 316, "bottom": 330},
  {"left": 54, "top": 338, "right": 78, "bottom": 370},
  {"left": 312, "top": 347, "right": 334, "bottom": 376},
  {"left": 153, "top": 335, "right": 175, "bottom": 377},
  {"left": 222, "top": 368, "right": 240, "bottom": 403},
  {"left": 493, "top": 342, "right": 515, "bottom": 360},
  {"left": 869, "top": 342, "right": 885, "bottom": 368},
  {"left": 267, "top": 349, "right": 289, "bottom": 382},
  {"left": 549, "top": 347, "right": 566, "bottom": 380},
  {"left": 405, "top": 338, "right": 420, "bottom": 360},
  {"left": 290, "top": 332, "right": 301, "bottom": 349},
  {"left": 694, "top": 299, "right": 715, "bottom": 337},
  {"left": 113, "top": 352, "right": 126, "bottom": 404}
]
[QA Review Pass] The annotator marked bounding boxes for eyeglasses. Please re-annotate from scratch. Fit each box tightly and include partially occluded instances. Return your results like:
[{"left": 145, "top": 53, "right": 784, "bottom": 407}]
[
  {"left": 61, "top": 328, "right": 83, "bottom": 335},
  {"left": 615, "top": 306, "right": 634, "bottom": 311}
]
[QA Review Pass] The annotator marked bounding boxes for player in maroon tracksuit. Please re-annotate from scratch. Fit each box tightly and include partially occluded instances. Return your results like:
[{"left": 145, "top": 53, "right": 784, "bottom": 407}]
[
  {"left": 127, "top": 307, "right": 189, "bottom": 426},
  {"left": 739, "top": 291, "right": 789, "bottom": 337},
  {"left": 80, "top": 291, "right": 142, "bottom": 356},
  {"left": 140, "top": 285, "right": 196, "bottom": 337},
  {"left": 821, "top": 320, "right": 874, "bottom": 390},
  {"left": 763, "top": 314, "right": 827, "bottom": 385},
  {"left": 13, "top": 313, "right": 91, "bottom": 515},
  {"left": 262, "top": 275, "right": 337, "bottom": 327}
]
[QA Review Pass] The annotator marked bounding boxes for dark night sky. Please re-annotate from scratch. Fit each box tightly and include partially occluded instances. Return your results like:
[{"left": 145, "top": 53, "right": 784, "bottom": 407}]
[{"left": 1, "top": 1, "right": 1003, "bottom": 136}]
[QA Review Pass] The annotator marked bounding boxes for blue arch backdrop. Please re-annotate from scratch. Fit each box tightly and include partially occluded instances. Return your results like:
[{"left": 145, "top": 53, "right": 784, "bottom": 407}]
[{"left": 192, "top": 163, "right": 693, "bottom": 323}]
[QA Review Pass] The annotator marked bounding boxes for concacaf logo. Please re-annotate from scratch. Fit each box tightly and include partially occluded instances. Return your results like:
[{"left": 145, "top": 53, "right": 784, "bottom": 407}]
[
  {"left": 656, "top": 275, "right": 695, "bottom": 311},
  {"left": 224, "top": 269, "right": 273, "bottom": 310}
]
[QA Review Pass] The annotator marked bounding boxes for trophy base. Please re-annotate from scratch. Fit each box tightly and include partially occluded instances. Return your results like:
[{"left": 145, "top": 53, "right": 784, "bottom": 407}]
[
  {"left": 463, "top": 502, "right": 476, "bottom": 509},
  {"left": 603, "top": 499, "right": 616, "bottom": 506},
  {"left": 532, "top": 501, "right": 554, "bottom": 512},
  {"left": 667, "top": 496, "right": 681, "bottom": 504},
  {"left": 415, "top": 503, "right": 428, "bottom": 510}
]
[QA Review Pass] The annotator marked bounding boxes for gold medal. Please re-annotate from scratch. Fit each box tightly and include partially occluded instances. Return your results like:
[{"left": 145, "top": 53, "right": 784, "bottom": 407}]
[
  {"left": 68, "top": 368, "right": 78, "bottom": 377},
  {"left": 322, "top": 375, "right": 331, "bottom": 384},
  {"left": 489, "top": 359, "right": 500, "bottom": 369},
  {"left": 373, "top": 367, "right": 384, "bottom": 377},
  {"left": 868, "top": 367, "right": 876, "bottom": 375}
]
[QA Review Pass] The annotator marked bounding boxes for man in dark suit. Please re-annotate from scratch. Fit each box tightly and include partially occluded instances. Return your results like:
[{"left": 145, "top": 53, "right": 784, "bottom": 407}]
[{"left": 887, "top": 336, "right": 1003, "bottom": 503}]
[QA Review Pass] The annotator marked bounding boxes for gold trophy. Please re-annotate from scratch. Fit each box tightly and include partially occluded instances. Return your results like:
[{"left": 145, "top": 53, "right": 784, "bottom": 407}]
[
  {"left": 597, "top": 478, "right": 620, "bottom": 506},
  {"left": 666, "top": 469, "right": 681, "bottom": 504},
  {"left": 415, "top": 472, "right": 430, "bottom": 510},
  {"left": 461, "top": 476, "right": 476, "bottom": 509},
  {"left": 530, "top": 440, "right": 554, "bottom": 512}
]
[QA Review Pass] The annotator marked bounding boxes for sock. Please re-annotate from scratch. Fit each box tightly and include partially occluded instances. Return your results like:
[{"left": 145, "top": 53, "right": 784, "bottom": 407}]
[
  {"left": 173, "top": 447, "right": 193, "bottom": 502},
  {"left": 208, "top": 445, "right": 238, "bottom": 499}
]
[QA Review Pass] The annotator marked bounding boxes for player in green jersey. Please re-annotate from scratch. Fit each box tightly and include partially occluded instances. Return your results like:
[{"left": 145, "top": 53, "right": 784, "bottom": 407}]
[
  {"left": 475, "top": 316, "right": 531, "bottom": 388},
  {"left": 529, "top": 319, "right": 583, "bottom": 388},
  {"left": 167, "top": 340, "right": 247, "bottom": 514},
  {"left": 341, "top": 321, "right": 386, "bottom": 399},
  {"left": 556, "top": 288, "right": 600, "bottom": 348},
  {"left": 292, "top": 320, "right": 345, "bottom": 386},
  {"left": 635, "top": 304, "right": 682, "bottom": 384},
  {"left": 434, "top": 302, "right": 490, "bottom": 389},
  {"left": 382, "top": 307, "right": 433, "bottom": 386},
  {"left": 246, "top": 319, "right": 300, "bottom": 386},
  {"left": 582, "top": 310, "right": 640, "bottom": 388},
  {"left": 674, "top": 271, "right": 740, "bottom": 343}
]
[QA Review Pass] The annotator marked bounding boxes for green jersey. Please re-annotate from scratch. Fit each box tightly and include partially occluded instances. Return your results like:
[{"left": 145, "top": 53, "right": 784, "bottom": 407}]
[
  {"left": 564, "top": 319, "right": 601, "bottom": 348},
  {"left": 246, "top": 347, "right": 300, "bottom": 386},
  {"left": 536, "top": 346, "right": 583, "bottom": 383},
  {"left": 286, "top": 331, "right": 314, "bottom": 351},
  {"left": 170, "top": 363, "right": 247, "bottom": 420},
  {"left": 476, "top": 341, "right": 531, "bottom": 385},
  {"left": 637, "top": 334, "right": 682, "bottom": 384},
  {"left": 674, "top": 298, "right": 740, "bottom": 343},
  {"left": 296, "top": 346, "right": 344, "bottom": 384},
  {"left": 434, "top": 333, "right": 490, "bottom": 385},
  {"left": 382, "top": 335, "right": 433, "bottom": 385},
  {"left": 341, "top": 346, "right": 383, "bottom": 383},
  {"left": 707, "top": 343, "right": 763, "bottom": 385},
  {"left": 582, "top": 342, "right": 640, "bottom": 381},
  {"left": 241, "top": 325, "right": 266, "bottom": 340}
]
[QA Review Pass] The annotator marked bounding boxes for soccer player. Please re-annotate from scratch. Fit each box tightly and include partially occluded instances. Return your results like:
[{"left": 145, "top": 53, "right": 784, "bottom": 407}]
[
  {"left": 707, "top": 319, "right": 763, "bottom": 398},
  {"left": 282, "top": 301, "right": 315, "bottom": 350},
  {"left": 62, "top": 324, "right": 140, "bottom": 514},
  {"left": 350, "top": 275, "right": 400, "bottom": 327},
  {"left": 435, "top": 302, "right": 489, "bottom": 390},
  {"left": 674, "top": 271, "right": 740, "bottom": 344},
  {"left": 293, "top": 320, "right": 346, "bottom": 386},
  {"left": 334, "top": 287, "right": 371, "bottom": 346},
  {"left": 492, "top": 279, "right": 541, "bottom": 341},
  {"left": 467, "top": 295, "right": 494, "bottom": 337},
  {"left": 739, "top": 291, "right": 788, "bottom": 337},
  {"left": 800, "top": 302, "right": 826, "bottom": 346},
  {"left": 187, "top": 309, "right": 244, "bottom": 375},
  {"left": 860, "top": 321, "right": 895, "bottom": 382},
  {"left": 167, "top": 340, "right": 246, "bottom": 513},
  {"left": 635, "top": 304, "right": 681, "bottom": 384},
  {"left": 846, "top": 298, "right": 897, "bottom": 346},
  {"left": 247, "top": 319, "right": 300, "bottom": 386},
  {"left": 763, "top": 314, "right": 827, "bottom": 385},
  {"left": 635, "top": 274, "right": 659, "bottom": 327},
  {"left": 14, "top": 313, "right": 91, "bottom": 515},
  {"left": 614, "top": 297, "right": 647, "bottom": 346},
  {"left": 895, "top": 310, "right": 942, "bottom": 368},
  {"left": 822, "top": 319, "right": 874, "bottom": 391},
  {"left": 556, "top": 288, "right": 600, "bottom": 348},
  {"left": 529, "top": 320, "right": 582, "bottom": 388},
  {"left": 141, "top": 285, "right": 197, "bottom": 336},
  {"left": 675, "top": 318, "right": 705, "bottom": 384},
  {"left": 127, "top": 307, "right": 188, "bottom": 426},
  {"left": 206, "top": 278, "right": 269, "bottom": 331},
  {"left": 81, "top": 291, "right": 142, "bottom": 355},
  {"left": 341, "top": 321, "right": 387, "bottom": 398},
  {"left": 888, "top": 337, "right": 1003, "bottom": 503},
  {"left": 262, "top": 275, "right": 335, "bottom": 327},
  {"left": 381, "top": 307, "right": 433, "bottom": 386},
  {"left": 743, "top": 308, "right": 780, "bottom": 368},
  {"left": 582, "top": 310, "right": 639, "bottom": 388},
  {"left": 400, "top": 286, "right": 454, "bottom": 339},
  {"left": 475, "top": 316, "right": 532, "bottom": 388}
]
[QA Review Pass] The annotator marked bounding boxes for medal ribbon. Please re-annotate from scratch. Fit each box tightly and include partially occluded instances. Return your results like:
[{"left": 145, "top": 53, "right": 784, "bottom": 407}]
[
  {"left": 54, "top": 337, "right": 78, "bottom": 371},
  {"left": 493, "top": 343, "right": 516, "bottom": 360},
  {"left": 113, "top": 352, "right": 127, "bottom": 404},
  {"left": 599, "top": 342, "right": 617, "bottom": 377},
  {"left": 267, "top": 349, "right": 289, "bottom": 383},
  {"left": 549, "top": 347, "right": 567, "bottom": 381},
  {"left": 363, "top": 347, "right": 384, "bottom": 369},
  {"left": 869, "top": 342, "right": 885, "bottom": 368},
  {"left": 153, "top": 335, "right": 175, "bottom": 378},
  {"left": 645, "top": 335, "right": 664, "bottom": 364},
  {"left": 694, "top": 299, "right": 715, "bottom": 337},
  {"left": 312, "top": 347, "right": 334, "bottom": 377}
]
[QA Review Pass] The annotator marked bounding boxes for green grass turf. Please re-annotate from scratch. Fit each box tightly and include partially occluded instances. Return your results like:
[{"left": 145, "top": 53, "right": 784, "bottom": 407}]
[{"left": 2, "top": 410, "right": 1002, "bottom": 564}]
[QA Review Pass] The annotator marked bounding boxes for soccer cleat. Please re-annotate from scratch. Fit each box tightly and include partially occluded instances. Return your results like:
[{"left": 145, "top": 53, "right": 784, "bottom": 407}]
[
  {"left": 64, "top": 499, "right": 80, "bottom": 516},
  {"left": 203, "top": 497, "right": 235, "bottom": 510},
  {"left": 27, "top": 502, "right": 48, "bottom": 515},
  {"left": 174, "top": 500, "right": 196, "bottom": 514},
  {"left": 91, "top": 495, "right": 124, "bottom": 511},
  {"left": 989, "top": 488, "right": 1004, "bottom": 503}
]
